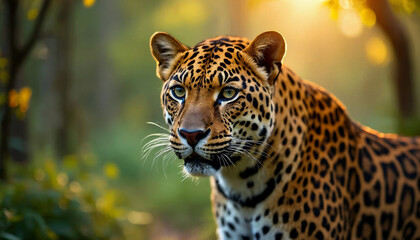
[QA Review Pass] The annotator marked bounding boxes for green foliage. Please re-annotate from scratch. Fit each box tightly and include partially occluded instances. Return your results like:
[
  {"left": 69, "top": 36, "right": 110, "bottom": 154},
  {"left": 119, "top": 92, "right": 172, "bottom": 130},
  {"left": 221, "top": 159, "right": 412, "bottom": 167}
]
[{"left": 0, "top": 158, "right": 124, "bottom": 240}]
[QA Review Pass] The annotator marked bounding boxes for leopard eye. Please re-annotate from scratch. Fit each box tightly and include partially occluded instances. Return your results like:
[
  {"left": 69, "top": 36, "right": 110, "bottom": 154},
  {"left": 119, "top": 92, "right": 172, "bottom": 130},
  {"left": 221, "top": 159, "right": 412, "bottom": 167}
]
[
  {"left": 171, "top": 86, "right": 186, "bottom": 100},
  {"left": 220, "top": 87, "right": 238, "bottom": 100}
]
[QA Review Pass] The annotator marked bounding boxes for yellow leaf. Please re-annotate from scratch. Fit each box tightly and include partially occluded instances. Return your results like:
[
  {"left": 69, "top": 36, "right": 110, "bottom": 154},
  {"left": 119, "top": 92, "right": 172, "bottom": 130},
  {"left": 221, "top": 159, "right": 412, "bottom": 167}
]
[
  {"left": 63, "top": 154, "right": 78, "bottom": 169},
  {"left": 18, "top": 87, "right": 32, "bottom": 113},
  {"left": 27, "top": 9, "right": 38, "bottom": 20},
  {"left": 402, "top": 0, "right": 416, "bottom": 13},
  {"left": 0, "top": 93, "right": 6, "bottom": 106},
  {"left": 330, "top": 8, "right": 339, "bottom": 20},
  {"left": 46, "top": 229, "right": 58, "bottom": 240},
  {"left": 360, "top": 8, "right": 376, "bottom": 27},
  {"left": 103, "top": 163, "right": 119, "bottom": 179},
  {"left": 0, "top": 70, "right": 9, "bottom": 84},
  {"left": 96, "top": 190, "right": 125, "bottom": 217},
  {"left": 8, "top": 89, "right": 18, "bottom": 108},
  {"left": 45, "top": 159, "right": 57, "bottom": 177},
  {"left": 0, "top": 58, "right": 8, "bottom": 68},
  {"left": 83, "top": 0, "right": 95, "bottom": 8}
]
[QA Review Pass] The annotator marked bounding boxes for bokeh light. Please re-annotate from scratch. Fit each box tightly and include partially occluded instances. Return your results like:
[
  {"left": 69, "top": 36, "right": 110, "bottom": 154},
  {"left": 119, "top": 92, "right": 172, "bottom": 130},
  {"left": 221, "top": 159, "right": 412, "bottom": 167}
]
[
  {"left": 339, "top": 9, "right": 363, "bottom": 37},
  {"left": 83, "top": 0, "right": 95, "bottom": 8},
  {"left": 127, "top": 211, "right": 154, "bottom": 225},
  {"left": 365, "top": 37, "right": 388, "bottom": 65}
]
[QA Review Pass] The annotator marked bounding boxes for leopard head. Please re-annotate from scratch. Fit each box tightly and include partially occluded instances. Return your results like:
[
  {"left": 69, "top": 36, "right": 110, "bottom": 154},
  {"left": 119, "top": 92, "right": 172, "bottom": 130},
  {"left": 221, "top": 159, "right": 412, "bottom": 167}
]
[{"left": 150, "top": 31, "right": 286, "bottom": 176}]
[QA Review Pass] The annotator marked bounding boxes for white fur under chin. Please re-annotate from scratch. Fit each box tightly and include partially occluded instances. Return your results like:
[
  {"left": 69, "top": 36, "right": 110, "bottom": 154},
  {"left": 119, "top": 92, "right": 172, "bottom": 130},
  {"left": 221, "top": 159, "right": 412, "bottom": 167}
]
[{"left": 183, "top": 162, "right": 218, "bottom": 177}]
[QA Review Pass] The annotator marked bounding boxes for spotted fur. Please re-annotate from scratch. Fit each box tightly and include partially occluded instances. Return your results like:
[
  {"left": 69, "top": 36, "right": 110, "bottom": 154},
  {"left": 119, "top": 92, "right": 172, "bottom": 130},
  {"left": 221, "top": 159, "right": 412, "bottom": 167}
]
[{"left": 150, "top": 31, "right": 420, "bottom": 240}]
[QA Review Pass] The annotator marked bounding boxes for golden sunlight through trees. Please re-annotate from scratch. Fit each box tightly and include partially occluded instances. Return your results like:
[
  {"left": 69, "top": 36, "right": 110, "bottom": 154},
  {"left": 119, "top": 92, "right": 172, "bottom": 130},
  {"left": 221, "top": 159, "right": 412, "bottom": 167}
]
[
  {"left": 0, "top": 0, "right": 419, "bottom": 239},
  {"left": 326, "top": 0, "right": 378, "bottom": 37}
]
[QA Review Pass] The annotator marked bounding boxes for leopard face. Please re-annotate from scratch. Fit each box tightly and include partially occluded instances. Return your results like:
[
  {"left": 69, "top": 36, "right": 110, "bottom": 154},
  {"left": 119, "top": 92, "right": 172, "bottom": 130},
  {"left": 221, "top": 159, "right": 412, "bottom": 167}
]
[{"left": 151, "top": 32, "right": 284, "bottom": 176}]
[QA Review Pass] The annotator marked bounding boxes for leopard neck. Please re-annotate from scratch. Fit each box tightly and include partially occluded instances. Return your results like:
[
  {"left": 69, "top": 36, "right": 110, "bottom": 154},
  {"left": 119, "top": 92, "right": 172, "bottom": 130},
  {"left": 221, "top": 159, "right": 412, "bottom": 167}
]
[{"left": 212, "top": 65, "right": 312, "bottom": 208}]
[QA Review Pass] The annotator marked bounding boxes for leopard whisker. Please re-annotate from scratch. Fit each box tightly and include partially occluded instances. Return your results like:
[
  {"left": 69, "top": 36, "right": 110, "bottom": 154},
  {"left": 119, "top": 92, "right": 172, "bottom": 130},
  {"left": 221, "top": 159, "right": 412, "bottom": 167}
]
[{"left": 146, "top": 121, "right": 170, "bottom": 132}]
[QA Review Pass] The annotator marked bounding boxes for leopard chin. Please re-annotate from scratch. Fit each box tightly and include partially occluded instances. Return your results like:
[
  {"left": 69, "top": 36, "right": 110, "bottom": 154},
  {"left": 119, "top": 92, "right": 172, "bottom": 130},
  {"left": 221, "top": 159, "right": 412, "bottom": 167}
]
[{"left": 183, "top": 153, "right": 221, "bottom": 177}]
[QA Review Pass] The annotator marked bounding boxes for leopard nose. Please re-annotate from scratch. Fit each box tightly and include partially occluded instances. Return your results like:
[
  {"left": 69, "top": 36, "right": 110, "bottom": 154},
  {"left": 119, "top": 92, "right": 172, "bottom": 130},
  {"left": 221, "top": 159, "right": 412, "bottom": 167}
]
[{"left": 178, "top": 128, "right": 210, "bottom": 148}]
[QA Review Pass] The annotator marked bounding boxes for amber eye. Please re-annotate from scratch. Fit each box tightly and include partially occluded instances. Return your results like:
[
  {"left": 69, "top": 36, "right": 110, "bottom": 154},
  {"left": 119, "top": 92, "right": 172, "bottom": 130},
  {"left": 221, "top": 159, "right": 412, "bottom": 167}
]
[
  {"left": 171, "top": 86, "right": 186, "bottom": 100},
  {"left": 220, "top": 87, "right": 238, "bottom": 100}
]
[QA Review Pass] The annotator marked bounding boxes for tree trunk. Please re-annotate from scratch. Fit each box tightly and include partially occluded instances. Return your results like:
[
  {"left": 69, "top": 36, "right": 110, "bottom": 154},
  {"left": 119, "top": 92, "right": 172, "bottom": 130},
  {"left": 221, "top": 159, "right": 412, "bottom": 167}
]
[
  {"left": 0, "top": 0, "right": 19, "bottom": 181},
  {"left": 0, "top": 0, "right": 51, "bottom": 181},
  {"left": 55, "top": 0, "right": 74, "bottom": 158},
  {"left": 366, "top": 0, "right": 418, "bottom": 135}
]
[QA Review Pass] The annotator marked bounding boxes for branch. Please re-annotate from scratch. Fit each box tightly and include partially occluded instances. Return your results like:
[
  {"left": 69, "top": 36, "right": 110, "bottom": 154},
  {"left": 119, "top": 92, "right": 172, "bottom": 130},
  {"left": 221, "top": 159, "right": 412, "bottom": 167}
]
[
  {"left": 5, "top": 0, "right": 18, "bottom": 64},
  {"left": 17, "top": 0, "right": 52, "bottom": 67}
]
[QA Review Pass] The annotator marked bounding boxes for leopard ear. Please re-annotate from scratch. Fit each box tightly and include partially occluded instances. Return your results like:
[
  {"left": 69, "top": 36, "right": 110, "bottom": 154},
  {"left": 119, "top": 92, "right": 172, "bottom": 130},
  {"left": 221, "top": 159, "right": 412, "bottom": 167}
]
[
  {"left": 150, "top": 32, "right": 189, "bottom": 81},
  {"left": 243, "top": 31, "right": 286, "bottom": 85}
]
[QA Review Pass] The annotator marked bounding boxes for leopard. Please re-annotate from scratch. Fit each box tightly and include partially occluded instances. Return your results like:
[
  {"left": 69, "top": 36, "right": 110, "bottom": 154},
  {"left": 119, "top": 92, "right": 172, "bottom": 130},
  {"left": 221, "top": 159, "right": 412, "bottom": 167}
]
[{"left": 149, "top": 31, "right": 420, "bottom": 240}]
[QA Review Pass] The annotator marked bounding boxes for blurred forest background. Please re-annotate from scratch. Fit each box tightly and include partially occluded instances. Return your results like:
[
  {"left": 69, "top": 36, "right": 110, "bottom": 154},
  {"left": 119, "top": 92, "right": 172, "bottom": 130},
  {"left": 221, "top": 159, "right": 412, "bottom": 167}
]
[{"left": 0, "top": 0, "right": 419, "bottom": 239}]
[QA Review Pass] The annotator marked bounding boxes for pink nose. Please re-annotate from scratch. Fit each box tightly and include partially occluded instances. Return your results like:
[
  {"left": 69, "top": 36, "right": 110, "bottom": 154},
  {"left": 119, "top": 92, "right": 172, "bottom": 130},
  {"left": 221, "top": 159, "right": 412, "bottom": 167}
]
[{"left": 178, "top": 129, "right": 210, "bottom": 147}]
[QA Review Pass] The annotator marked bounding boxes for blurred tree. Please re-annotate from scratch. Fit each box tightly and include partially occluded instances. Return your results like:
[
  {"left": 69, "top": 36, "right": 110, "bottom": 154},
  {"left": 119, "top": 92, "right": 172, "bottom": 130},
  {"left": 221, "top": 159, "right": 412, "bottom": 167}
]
[
  {"left": 366, "top": 0, "right": 417, "bottom": 134},
  {"left": 54, "top": 0, "right": 74, "bottom": 158},
  {"left": 94, "top": 0, "right": 119, "bottom": 127},
  {"left": 0, "top": 0, "right": 52, "bottom": 180},
  {"left": 325, "top": 0, "right": 419, "bottom": 134}
]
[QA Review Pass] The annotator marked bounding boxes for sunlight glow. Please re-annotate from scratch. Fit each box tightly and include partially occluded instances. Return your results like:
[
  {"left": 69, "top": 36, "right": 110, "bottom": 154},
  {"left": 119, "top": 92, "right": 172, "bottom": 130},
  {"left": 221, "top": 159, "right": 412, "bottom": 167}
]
[
  {"left": 289, "top": 0, "right": 326, "bottom": 14},
  {"left": 338, "top": 10, "right": 362, "bottom": 37},
  {"left": 339, "top": 0, "right": 350, "bottom": 9}
]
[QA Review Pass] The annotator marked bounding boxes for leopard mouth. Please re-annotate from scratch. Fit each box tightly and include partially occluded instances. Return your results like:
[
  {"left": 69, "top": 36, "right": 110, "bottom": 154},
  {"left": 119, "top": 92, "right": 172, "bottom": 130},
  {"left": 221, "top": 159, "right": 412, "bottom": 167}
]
[{"left": 183, "top": 153, "right": 221, "bottom": 176}]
